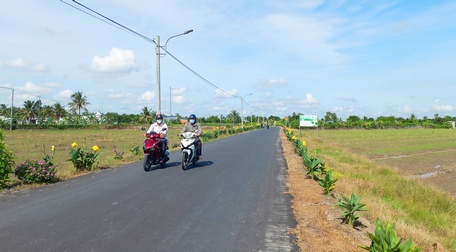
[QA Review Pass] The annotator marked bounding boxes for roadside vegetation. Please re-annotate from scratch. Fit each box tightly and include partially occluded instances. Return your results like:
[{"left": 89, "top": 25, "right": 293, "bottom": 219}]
[
  {"left": 1, "top": 92, "right": 456, "bottom": 250},
  {"left": 0, "top": 123, "right": 260, "bottom": 189},
  {"left": 286, "top": 127, "right": 456, "bottom": 251}
]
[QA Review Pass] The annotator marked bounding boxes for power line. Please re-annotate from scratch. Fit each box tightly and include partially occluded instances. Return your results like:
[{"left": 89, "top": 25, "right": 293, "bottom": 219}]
[{"left": 61, "top": 0, "right": 235, "bottom": 98}]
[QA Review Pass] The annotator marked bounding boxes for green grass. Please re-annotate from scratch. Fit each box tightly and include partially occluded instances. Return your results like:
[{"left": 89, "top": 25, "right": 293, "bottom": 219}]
[
  {"left": 3, "top": 126, "right": 184, "bottom": 180},
  {"left": 296, "top": 128, "right": 456, "bottom": 251}
]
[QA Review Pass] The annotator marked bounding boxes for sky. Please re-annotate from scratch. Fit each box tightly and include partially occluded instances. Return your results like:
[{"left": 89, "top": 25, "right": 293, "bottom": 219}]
[{"left": 1, "top": 0, "right": 456, "bottom": 120}]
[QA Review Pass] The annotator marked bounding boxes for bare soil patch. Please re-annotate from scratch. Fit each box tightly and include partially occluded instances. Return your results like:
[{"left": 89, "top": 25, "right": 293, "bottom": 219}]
[{"left": 281, "top": 131, "right": 374, "bottom": 251}]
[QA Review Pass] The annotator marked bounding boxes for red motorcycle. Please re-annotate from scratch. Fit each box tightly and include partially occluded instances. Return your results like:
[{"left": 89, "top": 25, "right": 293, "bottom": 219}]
[{"left": 143, "top": 131, "right": 169, "bottom": 171}]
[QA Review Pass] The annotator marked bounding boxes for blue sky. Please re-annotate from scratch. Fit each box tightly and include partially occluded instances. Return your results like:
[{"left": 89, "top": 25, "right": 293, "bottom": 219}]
[{"left": 1, "top": 0, "right": 455, "bottom": 120}]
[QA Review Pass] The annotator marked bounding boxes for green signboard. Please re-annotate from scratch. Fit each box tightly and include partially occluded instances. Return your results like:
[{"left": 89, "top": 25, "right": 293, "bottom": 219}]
[{"left": 300, "top": 115, "right": 318, "bottom": 127}]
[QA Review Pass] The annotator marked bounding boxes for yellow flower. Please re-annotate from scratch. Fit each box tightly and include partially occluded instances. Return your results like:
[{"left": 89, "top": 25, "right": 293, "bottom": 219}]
[
  {"left": 92, "top": 145, "right": 100, "bottom": 152},
  {"left": 292, "top": 136, "right": 296, "bottom": 140},
  {"left": 51, "top": 145, "right": 55, "bottom": 152},
  {"left": 302, "top": 140, "right": 307, "bottom": 146},
  {"left": 71, "top": 142, "right": 78, "bottom": 148}
]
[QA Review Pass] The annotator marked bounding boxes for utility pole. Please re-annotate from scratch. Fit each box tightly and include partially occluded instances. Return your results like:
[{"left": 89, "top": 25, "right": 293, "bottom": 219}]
[
  {"left": 156, "top": 35, "right": 161, "bottom": 114},
  {"left": 155, "top": 30, "right": 193, "bottom": 115},
  {"left": 240, "top": 93, "right": 252, "bottom": 129}
]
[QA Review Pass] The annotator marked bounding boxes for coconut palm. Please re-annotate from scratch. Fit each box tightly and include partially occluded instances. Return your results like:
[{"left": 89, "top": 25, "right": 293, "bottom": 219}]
[
  {"left": 227, "top": 110, "right": 240, "bottom": 124},
  {"left": 22, "top": 100, "right": 38, "bottom": 123},
  {"left": 68, "top": 91, "right": 90, "bottom": 116},
  {"left": 53, "top": 102, "right": 67, "bottom": 121},
  {"left": 40, "top": 105, "right": 53, "bottom": 120},
  {"left": 140, "top": 106, "right": 152, "bottom": 123},
  {"left": 0, "top": 104, "right": 8, "bottom": 116}
]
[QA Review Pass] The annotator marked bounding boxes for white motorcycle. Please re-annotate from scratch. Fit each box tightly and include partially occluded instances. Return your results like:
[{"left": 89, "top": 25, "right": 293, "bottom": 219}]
[{"left": 179, "top": 132, "right": 199, "bottom": 170}]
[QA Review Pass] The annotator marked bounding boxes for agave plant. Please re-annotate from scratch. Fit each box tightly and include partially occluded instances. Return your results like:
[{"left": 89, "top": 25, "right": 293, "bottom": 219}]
[
  {"left": 334, "top": 192, "right": 367, "bottom": 227},
  {"left": 303, "top": 156, "right": 326, "bottom": 180},
  {"left": 360, "top": 218, "right": 422, "bottom": 252},
  {"left": 318, "top": 170, "right": 338, "bottom": 195}
]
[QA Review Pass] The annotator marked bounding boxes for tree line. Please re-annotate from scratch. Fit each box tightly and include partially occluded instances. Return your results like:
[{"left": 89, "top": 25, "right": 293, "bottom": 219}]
[
  {"left": 1, "top": 92, "right": 454, "bottom": 129},
  {"left": 285, "top": 112, "right": 456, "bottom": 129}
]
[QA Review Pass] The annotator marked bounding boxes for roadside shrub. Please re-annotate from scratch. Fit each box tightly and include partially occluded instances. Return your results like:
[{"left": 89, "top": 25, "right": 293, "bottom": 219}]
[
  {"left": 335, "top": 192, "right": 367, "bottom": 228},
  {"left": 68, "top": 142, "right": 100, "bottom": 171},
  {"left": 318, "top": 170, "right": 337, "bottom": 195},
  {"left": 14, "top": 159, "right": 58, "bottom": 184},
  {"left": 303, "top": 156, "right": 326, "bottom": 180},
  {"left": 0, "top": 130, "right": 15, "bottom": 187},
  {"left": 129, "top": 145, "right": 140, "bottom": 156},
  {"left": 360, "top": 218, "right": 422, "bottom": 252}
]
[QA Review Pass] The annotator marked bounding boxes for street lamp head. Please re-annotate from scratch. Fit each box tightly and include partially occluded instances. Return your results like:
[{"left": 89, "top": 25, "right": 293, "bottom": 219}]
[{"left": 184, "top": 29, "right": 193, "bottom": 34}]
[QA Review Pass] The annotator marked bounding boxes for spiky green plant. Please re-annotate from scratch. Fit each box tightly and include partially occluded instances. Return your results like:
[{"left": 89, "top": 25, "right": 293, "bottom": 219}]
[
  {"left": 303, "top": 156, "right": 325, "bottom": 180},
  {"left": 360, "top": 218, "right": 422, "bottom": 252},
  {"left": 318, "top": 170, "right": 337, "bottom": 195},
  {"left": 334, "top": 192, "right": 367, "bottom": 227}
]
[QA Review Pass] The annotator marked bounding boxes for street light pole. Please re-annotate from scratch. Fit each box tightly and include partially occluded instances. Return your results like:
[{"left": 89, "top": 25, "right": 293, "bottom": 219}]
[
  {"left": 155, "top": 29, "right": 193, "bottom": 115},
  {"left": 156, "top": 35, "right": 161, "bottom": 114},
  {"left": 240, "top": 93, "right": 252, "bottom": 129}
]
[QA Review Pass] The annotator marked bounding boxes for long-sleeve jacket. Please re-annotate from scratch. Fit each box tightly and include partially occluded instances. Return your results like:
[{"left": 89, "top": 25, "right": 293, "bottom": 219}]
[
  {"left": 147, "top": 122, "right": 168, "bottom": 137},
  {"left": 181, "top": 122, "right": 202, "bottom": 137}
]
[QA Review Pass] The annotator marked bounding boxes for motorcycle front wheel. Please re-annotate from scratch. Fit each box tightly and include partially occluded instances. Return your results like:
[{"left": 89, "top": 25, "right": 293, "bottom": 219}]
[
  {"left": 181, "top": 152, "right": 189, "bottom": 170},
  {"left": 143, "top": 155, "right": 152, "bottom": 171}
]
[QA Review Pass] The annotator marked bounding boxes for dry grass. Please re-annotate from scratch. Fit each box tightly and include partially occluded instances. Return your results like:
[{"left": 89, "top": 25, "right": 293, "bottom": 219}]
[
  {"left": 281, "top": 130, "right": 374, "bottom": 251},
  {"left": 289, "top": 128, "right": 455, "bottom": 251}
]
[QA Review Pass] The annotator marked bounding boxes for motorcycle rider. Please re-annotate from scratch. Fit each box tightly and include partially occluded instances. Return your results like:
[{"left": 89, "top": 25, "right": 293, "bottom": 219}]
[
  {"left": 146, "top": 113, "right": 168, "bottom": 162},
  {"left": 179, "top": 114, "right": 202, "bottom": 159}
]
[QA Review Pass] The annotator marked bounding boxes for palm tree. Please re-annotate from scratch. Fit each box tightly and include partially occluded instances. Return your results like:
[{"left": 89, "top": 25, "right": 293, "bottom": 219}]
[
  {"left": 227, "top": 110, "right": 240, "bottom": 124},
  {"left": 53, "top": 102, "right": 67, "bottom": 121},
  {"left": 140, "top": 106, "right": 151, "bottom": 123},
  {"left": 0, "top": 104, "right": 8, "bottom": 116},
  {"left": 68, "top": 91, "right": 90, "bottom": 116},
  {"left": 22, "top": 100, "right": 38, "bottom": 123},
  {"left": 40, "top": 105, "right": 53, "bottom": 121}
]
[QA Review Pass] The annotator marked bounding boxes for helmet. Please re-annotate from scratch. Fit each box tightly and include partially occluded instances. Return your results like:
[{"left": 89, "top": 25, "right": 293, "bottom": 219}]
[
  {"left": 156, "top": 114, "right": 163, "bottom": 120},
  {"left": 189, "top": 114, "right": 196, "bottom": 123}
]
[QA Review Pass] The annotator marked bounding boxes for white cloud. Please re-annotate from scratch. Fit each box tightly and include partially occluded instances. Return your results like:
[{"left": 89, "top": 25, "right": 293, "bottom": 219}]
[
  {"left": 173, "top": 95, "right": 186, "bottom": 105},
  {"left": 433, "top": 99, "right": 454, "bottom": 112},
  {"left": 265, "top": 78, "right": 288, "bottom": 87},
  {"left": 296, "top": 93, "right": 319, "bottom": 108},
  {"left": 55, "top": 89, "right": 74, "bottom": 100},
  {"left": 106, "top": 89, "right": 126, "bottom": 99},
  {"left": 214, "top": 88, "right": 238, "bottom": 98},
  {"left": 256, "top": 13, "right": 345, "bottom": 65},
  {"left": 399, "top": 105, "right": 412, "bottom": 114},
  {"left": 139, "top": 91, "right": 155, "bottom": 102},
  {"left": 90, "top": 47, "right": 138, "bottom": 73},
  {"left": 5, "top": 58, "right": 50, "bottom": 75},
  {"left": 171, "top": 87, "right": 187, "bottom": 95}
]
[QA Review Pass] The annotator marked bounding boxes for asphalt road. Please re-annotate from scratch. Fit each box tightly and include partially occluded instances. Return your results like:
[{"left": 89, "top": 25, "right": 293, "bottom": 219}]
[{"left": 0, "top": 127, "right": 297, "bottom": 252}]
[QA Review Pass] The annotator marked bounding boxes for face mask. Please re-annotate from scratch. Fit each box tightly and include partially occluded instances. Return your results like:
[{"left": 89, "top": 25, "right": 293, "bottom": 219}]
[
  {"left": 157, "top": 119, "right": 163, "bottom": 124},
  {"left": 189, "top": 119, "right": 195, "bottom": 124}
]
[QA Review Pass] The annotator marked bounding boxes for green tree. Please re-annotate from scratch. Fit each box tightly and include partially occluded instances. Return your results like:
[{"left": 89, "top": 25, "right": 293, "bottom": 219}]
[
  {"left": 227, "top": 110, "right": 240, "bottom": 124},
  {"left": 68, "top": 91, "right": 90, "bottom": 116},
  {"left": 0, "top": 104, "right": 9, "bottom": 116},
  {"left": 53, "top": 102, "right": 67, "bottom": 121},
  {"left": 140, "top": 107, "right": 152, "bottom": 123},
  {"left": 0, "top": 129, "right": 15, "bottom": 187},
  {"left": 324, "top": 111, "right": 338, "bottom": 123},
  {"left": 21, "top": 100, "right": 38, "bottom": 124}
]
